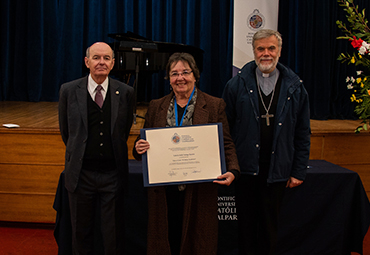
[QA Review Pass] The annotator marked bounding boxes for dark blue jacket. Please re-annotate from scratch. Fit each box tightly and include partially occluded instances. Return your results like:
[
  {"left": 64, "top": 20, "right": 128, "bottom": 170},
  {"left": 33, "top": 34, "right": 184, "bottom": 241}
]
[{"left": 222, "top": 61, "right": 310, "bottom": 183}]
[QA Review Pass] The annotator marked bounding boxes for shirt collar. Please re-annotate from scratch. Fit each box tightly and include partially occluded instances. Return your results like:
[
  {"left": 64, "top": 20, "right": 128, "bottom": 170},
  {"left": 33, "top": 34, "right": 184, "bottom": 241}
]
[
  {"left": 88, "top": 74, "right": 109, "bottom": 93},
  {"left": 256, "top": 67, "right": 278, "bottom": 78}
]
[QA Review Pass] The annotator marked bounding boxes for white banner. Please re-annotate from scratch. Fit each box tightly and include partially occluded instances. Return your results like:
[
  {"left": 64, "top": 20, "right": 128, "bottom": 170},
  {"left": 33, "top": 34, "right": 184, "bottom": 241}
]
[{"left": 233, "top": 0, "right": 279, "bottom": 75}]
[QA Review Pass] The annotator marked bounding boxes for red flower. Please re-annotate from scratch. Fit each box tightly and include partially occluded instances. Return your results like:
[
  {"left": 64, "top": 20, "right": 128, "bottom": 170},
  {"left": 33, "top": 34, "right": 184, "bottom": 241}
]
[{"left": 350, "top": 36, "right": 364, "bottom": 49}]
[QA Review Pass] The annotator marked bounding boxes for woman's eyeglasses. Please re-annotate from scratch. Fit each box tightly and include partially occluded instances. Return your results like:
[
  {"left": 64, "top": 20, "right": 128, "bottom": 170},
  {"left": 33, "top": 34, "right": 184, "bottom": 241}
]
[{"left": 170, "top": 70, "right": 193, "bottom": 78}]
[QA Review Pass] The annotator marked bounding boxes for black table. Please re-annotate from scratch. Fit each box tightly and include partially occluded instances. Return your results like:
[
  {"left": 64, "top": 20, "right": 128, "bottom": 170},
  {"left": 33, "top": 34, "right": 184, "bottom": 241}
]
[{"left": 53, "top": 160, "right": 370, "bottom": 255}]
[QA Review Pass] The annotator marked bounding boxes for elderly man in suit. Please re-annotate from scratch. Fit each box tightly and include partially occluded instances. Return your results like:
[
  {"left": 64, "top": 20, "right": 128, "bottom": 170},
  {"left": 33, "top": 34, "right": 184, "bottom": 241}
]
[{"left": 58, "top": 42, "right": 134, "bottom": 254}]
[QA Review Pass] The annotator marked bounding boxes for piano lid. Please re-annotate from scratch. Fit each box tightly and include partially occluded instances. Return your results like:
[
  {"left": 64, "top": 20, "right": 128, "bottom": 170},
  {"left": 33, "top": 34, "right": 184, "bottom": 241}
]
[
  {"left": 108, "top": 31, "right": 151, "bottom": 42},
  {"left": 108, "top": 32, "right": 204, "bottom": 73}
]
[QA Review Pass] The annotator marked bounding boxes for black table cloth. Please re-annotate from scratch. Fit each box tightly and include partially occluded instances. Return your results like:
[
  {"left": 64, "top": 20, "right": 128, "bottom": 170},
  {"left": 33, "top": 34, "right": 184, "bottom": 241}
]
[{"left": 53, "top": 160, "right": 370, "bottom": 255}]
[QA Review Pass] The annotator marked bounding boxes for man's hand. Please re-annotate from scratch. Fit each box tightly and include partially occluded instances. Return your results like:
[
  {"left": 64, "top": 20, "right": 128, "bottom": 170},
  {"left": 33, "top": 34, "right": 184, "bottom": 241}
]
[{"left": 286, "top": 176, "right": 303, "bottom": 188}]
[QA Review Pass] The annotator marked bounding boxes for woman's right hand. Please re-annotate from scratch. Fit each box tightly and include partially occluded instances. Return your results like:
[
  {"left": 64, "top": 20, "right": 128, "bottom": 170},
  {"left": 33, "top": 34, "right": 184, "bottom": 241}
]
[{"left": 135, "top": 139, "right": 150, "bottom": 154}]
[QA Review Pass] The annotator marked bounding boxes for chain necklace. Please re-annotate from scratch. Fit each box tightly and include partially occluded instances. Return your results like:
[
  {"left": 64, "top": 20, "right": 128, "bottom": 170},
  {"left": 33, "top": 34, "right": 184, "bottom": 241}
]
[{"left": 256, "top": 74, "right": 277, "bottom": 126}]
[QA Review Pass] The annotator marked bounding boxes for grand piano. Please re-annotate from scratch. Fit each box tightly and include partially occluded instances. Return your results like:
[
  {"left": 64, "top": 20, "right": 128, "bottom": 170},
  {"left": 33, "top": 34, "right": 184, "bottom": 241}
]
[
  {"left": 108, "top": 32, "right": 204, "bottom": 122},
  {"left": 109, "top": 32, "right": 204, "bottom": 73}
]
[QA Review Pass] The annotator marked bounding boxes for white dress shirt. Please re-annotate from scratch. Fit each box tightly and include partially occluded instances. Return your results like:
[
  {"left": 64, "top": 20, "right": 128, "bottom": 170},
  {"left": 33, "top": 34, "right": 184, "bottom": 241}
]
[{"left": 87, "top": 74, "right": 109, "bottom": 101}]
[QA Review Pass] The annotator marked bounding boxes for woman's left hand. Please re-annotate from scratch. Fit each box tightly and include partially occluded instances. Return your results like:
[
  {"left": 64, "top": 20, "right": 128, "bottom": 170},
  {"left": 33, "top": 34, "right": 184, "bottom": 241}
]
[{"left": 213, "top": 172, "right": 235, "bottom": 186}]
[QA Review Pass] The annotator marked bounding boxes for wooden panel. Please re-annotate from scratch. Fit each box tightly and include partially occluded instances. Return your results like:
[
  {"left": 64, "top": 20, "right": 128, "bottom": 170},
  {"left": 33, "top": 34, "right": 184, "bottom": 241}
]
[
  {"left": 0, "top": 131, "right": 65, "bottom": 164},
  {"left": 309, "top": 135, "right": 324, "bottom": 160},
  {"left": 310, "top": 119, "right": 370, "bottom": 133},
  {"left": 0, "top": 127, "right": 64, "bottom": 223},
  {"left": 321, "top": 134, "right": 370, "bottom": 164},
  {"left": 0, "top": 164, "right": 63, "bottom": 193},
  {"left": 0, "top": 193, "right": 56, "bottom": 223}
]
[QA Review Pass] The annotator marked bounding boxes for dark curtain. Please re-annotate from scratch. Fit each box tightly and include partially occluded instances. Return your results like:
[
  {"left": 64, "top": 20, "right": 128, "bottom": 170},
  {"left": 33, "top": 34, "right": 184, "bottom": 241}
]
[
  {"left": 278, "top": 0, "right": 370, "bottom": 120},
  {"left": 0, "top": 0, "right": 233, "bottom": 102},
  {"left": 1, "top": 0, "right": 369, "bottom": 120}
]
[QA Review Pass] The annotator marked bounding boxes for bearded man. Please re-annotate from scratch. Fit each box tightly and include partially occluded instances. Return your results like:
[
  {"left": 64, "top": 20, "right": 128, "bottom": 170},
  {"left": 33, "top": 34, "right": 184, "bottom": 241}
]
[{"left": 222, "top": 29, "right": 311, "bottom": 255}]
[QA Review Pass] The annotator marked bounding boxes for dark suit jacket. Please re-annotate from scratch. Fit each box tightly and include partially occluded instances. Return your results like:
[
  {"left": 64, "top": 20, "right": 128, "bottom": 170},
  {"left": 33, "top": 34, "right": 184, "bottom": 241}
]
[
  {"left": 58, "top": 76, "right": 134, "bottom": 193},
  {"left": 133, "top": 89, "right": 239, "bottom": 255}
]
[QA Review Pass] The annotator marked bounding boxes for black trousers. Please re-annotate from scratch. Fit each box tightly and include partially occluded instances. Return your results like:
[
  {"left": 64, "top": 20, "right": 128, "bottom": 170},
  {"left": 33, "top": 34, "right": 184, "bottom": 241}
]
[
  {"left": 68, "top": 168, "right": 124, "bottom": 255},
  {"left": 236, "top": 174, "right": 286, "bottom": 255}
]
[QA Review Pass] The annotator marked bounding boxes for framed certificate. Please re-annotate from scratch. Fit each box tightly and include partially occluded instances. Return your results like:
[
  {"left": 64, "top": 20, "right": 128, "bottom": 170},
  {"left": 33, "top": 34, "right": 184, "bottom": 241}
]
[{"left": 140, "top": 123, "right": 226, "bottom": 187}]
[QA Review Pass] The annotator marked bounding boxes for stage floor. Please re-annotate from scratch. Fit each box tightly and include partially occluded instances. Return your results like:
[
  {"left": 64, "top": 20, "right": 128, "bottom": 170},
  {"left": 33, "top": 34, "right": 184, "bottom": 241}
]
[
  {"left": 0, "top": 101, "right": 366, "bottom": 134},
  {"left": 0, "top": 101, "right": 146, "bottom": 134}
]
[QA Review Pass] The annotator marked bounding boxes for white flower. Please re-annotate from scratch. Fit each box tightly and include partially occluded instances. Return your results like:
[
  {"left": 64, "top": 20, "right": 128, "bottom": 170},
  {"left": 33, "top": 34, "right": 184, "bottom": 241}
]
[
  {"left": 347, "top": 84, "right": 354, "bottom": 89},
  {"left": 357, "top": 71, "right": 363, "bottom": 75},
  {"left": 359, "top": 46, "right": 367, "bottom": 55},
  {"left": 346, "top": 76, "right": 351, "bottom": 82},
  {"left": 351, "top": 77, "right": 356, "bottom": 83},
  {"left": 362, "top": 41, "right": 370, "bottom": 49}
]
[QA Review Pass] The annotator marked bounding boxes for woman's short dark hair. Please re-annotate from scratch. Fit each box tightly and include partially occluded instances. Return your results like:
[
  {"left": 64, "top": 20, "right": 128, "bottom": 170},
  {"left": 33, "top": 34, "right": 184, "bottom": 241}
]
[{"left": 165, "top": 52, "right": 200, "bottom": 82}]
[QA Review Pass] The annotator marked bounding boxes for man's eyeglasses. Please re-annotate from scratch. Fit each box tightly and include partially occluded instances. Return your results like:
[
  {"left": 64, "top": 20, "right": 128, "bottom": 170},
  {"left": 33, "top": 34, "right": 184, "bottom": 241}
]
[{"left": 169, "top": 70, "right": 193, "bottom": 78}]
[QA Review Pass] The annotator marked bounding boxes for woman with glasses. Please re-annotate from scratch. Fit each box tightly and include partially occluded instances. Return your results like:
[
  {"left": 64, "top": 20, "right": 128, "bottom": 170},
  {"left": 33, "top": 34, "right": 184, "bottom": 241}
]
[{"left": 133, "top": 52, "right": 240, "bottom": 255}]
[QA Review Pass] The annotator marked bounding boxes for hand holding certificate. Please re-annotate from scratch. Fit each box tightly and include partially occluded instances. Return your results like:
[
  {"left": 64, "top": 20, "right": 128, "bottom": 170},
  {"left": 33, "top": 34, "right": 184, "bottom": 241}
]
[{"left": 140, "top": 123, "right": 226, "bottom": 187}]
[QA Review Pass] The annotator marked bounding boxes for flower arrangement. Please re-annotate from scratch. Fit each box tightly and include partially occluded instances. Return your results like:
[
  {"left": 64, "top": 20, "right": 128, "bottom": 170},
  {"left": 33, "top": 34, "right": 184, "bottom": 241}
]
[{"left": 337, "top": 0, "right": 370, "bottom": 133}]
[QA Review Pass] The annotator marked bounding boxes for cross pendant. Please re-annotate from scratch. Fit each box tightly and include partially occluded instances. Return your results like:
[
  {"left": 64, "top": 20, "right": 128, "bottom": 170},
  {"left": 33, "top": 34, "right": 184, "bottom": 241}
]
[{"left": 261, "top": 112, "right": 274, "bottom": 126}]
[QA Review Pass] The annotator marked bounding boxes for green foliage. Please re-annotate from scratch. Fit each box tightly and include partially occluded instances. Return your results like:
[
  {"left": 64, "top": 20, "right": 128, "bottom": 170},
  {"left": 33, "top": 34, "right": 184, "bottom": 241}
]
[{"left": 337, "top": 0, "right": 370, "bottom": 133}]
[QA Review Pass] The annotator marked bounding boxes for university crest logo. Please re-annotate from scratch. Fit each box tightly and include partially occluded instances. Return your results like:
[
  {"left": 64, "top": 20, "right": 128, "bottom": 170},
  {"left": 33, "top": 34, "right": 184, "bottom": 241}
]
[
  {"left": 172, "top": 133, "right": 180, "bottom": 144},
  {"left": 247, "top": 9, "right": 265, "bottom": 30}
]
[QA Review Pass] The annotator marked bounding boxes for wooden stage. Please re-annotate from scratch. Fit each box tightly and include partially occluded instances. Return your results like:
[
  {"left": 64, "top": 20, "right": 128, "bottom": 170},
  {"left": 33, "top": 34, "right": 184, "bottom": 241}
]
[{"left": 0, "top": 101, "right": 369, "bottom": 223}]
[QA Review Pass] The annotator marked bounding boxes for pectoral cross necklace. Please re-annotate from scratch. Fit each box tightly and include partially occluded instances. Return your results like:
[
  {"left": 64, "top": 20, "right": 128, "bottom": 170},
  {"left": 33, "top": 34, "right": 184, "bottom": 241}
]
[{"left": 256, "top": 74, "right": 277, "bottom": 126}]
